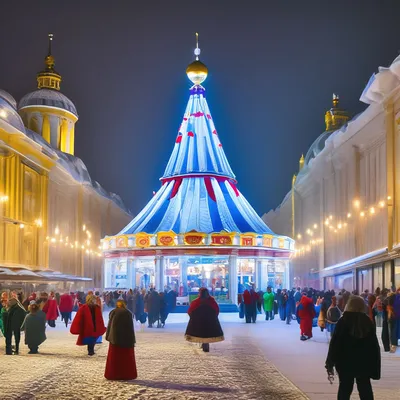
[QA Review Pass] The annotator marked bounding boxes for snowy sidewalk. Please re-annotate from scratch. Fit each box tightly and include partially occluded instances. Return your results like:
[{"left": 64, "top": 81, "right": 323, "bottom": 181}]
[
  {"left": 0, "top": 313, "right": 399, "bottom": 399},
  {"left": 0, "top": 313, "right": 306, "bottom": 400}
]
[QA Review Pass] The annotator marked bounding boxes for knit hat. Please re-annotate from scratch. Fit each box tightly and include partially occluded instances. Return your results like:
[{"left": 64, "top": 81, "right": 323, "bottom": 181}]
[{"left": 345, "top": 295, "right": 366, "bottom": 313}]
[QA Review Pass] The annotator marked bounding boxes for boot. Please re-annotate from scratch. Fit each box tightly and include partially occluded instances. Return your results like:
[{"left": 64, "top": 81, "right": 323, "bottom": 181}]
[{"left": 202, "top": 343, "right": 210, "bottom": 352}]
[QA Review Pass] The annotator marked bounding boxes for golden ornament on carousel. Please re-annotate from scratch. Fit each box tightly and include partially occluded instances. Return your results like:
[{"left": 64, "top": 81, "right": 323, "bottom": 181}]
[{"left": 186, "top": 32, "right": 208, "bottom": 86}]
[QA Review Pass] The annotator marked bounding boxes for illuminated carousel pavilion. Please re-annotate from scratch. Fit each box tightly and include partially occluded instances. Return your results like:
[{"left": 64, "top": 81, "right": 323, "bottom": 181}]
[{"left": 102, "top": 37, "right": 294, "bottom": 305}]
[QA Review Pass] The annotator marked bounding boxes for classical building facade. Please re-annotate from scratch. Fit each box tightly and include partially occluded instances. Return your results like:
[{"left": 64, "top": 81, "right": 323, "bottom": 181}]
[
  {"left": 263, "top": 55, "right": 400, "bottom": 293},
  {"left": 0, "top": 35, "right": 131, "bottom": 291}
]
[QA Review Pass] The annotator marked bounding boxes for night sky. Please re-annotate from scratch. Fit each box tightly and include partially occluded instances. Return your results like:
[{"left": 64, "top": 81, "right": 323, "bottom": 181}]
[{"left": 1, "top": 1, "right": 400, "bottom": 217}]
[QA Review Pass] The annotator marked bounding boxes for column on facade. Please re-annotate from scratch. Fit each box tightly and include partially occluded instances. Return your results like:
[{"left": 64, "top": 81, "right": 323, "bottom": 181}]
[
  {"left": 159, "top": 256, "right": 165, "bottom": 291},
  {"left": 179, "top": 256, "right": 188, "bottom": 296},
  {"left": 259, "top": 259, "right": 268, "bottom": 290},
  {"left": 127, "top": 257, "right": 134, "bottom": 289},
  {"left": 255, "top": 259, "right": 261, "bottom": 290},
  {"left": 154, "top": 255, "right": 161, "bottom": 291},
  {"left": 229, "top": 254, "right": 238, "bottom": 305}
]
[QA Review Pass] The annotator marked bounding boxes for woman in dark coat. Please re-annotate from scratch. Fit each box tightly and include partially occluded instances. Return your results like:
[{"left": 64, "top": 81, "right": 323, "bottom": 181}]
[
  {"left": 145, "top": 289, "right": 160, "bottom": 328},
  {"left": 105, "top": 300, "right": 137, "bottom": 380},
  {"left": 22, "top": 301, "right": 46, "bottom": 353},
  {"left": 185, "top": 288, "right": 224, "bottom": 352},
  {"left": 326, "top": 295, "right": 381, "bottom": 400},
  {"left": 70, "top": 294, "right": 106, "bottom": 356}
]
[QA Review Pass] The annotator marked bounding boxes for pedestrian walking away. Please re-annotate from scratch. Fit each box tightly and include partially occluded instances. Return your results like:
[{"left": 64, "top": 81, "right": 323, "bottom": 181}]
[{"left": 105, "top": 299, "right": 137, "bottom": 380}]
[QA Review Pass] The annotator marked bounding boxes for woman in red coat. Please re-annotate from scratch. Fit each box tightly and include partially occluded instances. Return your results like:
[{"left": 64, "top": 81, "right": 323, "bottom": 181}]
[
  {"left": 297, "top": 292, "right": 316, "bottom": 341},
  {"left": 105, "top": 300, "right": 137, "bottom": 380},
  {"left": 42, "top": 292, "right": 59, "bottom": 328},
  {"left": 59, "top": 293, "right": 74, "bottom": 327},
  {"left": 70, "top": 294, "right": 106, "bottom": 356},
  {"left": 185, "top": 288, "right": 224, "bottom": 352}
]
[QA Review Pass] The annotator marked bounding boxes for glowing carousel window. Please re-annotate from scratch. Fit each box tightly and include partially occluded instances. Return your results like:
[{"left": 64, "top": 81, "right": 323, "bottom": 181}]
[
  {"left": 186, "top": 257, "right": 229, "bottom": 303},
  {"left": 164, "top": 257, "right": 180, "bottom": 292},
  {"left": 237, "top": 259, "right": 255, "bottom": 293},
  {"left": 104, "top": 259, "right": 128, "bottom": 289},
  {"left": 135, "top": 258, "right": 155, "bottom": 290}
]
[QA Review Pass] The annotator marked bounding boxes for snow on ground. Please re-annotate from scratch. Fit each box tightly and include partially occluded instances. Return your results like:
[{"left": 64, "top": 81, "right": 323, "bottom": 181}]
[{"left": 0, "top": 312, "right": 399, "bottom": 400}]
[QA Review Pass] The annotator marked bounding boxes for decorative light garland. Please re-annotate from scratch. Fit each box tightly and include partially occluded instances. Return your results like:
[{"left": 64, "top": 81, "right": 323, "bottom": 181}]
[{"left": 293, "top": 197, "right": 388, "bottom": 258}]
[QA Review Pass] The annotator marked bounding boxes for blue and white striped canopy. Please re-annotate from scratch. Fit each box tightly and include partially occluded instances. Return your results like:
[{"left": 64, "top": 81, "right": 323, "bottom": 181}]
[{"left": 119, "top": 85, "right": 274, "bottom": 235}]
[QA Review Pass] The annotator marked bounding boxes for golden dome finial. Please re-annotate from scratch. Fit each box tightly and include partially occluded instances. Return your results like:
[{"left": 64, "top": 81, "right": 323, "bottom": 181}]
[
  {"left": 332, "top": 93, "right": 339, "bottom": 108},
  {"left": 299, "top": 154, "right": 305, "bottom": 171},
  {"left": 186, "top": 32, "right": 208, "bottom": 86},
  {"left": 37, "top": 33, "right": 62, "bottom": 90},
  {"left": 45, "top": 33, "right": 55, "bottom": 71}
]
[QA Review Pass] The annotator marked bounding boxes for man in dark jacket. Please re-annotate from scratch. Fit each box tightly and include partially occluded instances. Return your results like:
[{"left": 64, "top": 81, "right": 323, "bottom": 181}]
[
  {"left": 145, "top": 289, "right": 160, "bottom": 328},
  {"left": 4, "top": 298, "right": 26, "bottom": 355},
  {"left": 326, "top": 295, "right": 380, "bottom": 399}
]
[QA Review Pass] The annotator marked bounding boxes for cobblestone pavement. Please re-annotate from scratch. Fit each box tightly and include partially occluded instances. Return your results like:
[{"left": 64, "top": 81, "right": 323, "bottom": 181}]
[{"left": 0, "top": 317, "right": 308, "bottom": 400}]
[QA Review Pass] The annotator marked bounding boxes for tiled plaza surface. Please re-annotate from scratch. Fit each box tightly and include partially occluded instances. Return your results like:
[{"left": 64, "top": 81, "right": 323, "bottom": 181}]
[{"left": 0, "top": 312, "right": 399, "bottom": 399}]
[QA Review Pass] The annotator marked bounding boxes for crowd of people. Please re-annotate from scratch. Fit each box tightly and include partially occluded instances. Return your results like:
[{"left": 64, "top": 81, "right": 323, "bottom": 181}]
[
  {"left": 0, "top": 285, "right": 223, "bottom": 380},
  {"left": 238, "top": 283, "right": 400, "bottom": 400},
  {"left": 2, "top": 283, "right": 400, "bottom": 397}
]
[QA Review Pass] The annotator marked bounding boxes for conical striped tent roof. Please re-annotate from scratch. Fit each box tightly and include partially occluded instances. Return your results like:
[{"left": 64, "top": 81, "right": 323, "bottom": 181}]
[{"left": 119, "top": 81, "right": 274, "bottom": 236}]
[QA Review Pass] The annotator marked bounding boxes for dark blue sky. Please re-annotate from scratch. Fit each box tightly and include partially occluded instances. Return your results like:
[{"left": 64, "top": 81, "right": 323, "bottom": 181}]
[{"left": 1, "top": 1, "right": 400, "bottom": 216}]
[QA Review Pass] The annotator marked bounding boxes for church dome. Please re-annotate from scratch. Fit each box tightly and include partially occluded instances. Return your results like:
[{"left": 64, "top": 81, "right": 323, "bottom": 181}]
[
  {"left": 0, "top": 89, "right": 17, "bottom": 109},
  {"left": 18, "top": 88, "right": 78, "bottom": 117},
  {"left": 0, "top": 96, "right": 26, "bottom": 132},
  {"left": 304, "top": 131, "right": 331, "bottom": 165}
]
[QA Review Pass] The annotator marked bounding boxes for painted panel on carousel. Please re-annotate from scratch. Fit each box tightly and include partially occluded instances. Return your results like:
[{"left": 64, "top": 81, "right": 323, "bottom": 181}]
[
  {"left": 184, "top": 231, "right": 206, "bottom": 245},
  {"left": 157, "top": 231, "right": 176, "bottom": 246},
  {"left": 263, "top": 234, "right": 273, "bottom": 247},
  {"left": 278, "top": 238, "right": 285, "bottom": 248},
  {"left": 116, "top": 235, "right": 128, "bottom": 248},
  {"left": 136, "top": 233, "right": 151, "bottom": 248},
  {"left": 211, "top": 231, "right": 236, "bottom": 245},
  {"left": 240, "top": 233, "right": 257, "bottom": 246},
  {"left": 109, "top": 238, "right": 116, "bottom": 249},
  {"left": 127, "top": 234, "right": 135, "bottom": 247}
]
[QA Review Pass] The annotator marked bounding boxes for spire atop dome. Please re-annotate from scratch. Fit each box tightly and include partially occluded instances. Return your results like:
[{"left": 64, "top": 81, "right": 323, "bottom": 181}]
[
  {"left": 325, "top": 93, "right": 350, "bottom": 132},
  {"left": 186, "top": 33, "right": 208, "bottom": 86},
  {"left": 37, "top": 33, "right": 62, "bottom": 91}
]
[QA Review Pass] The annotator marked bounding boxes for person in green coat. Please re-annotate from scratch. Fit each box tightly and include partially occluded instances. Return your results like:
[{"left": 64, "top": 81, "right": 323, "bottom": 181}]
[
  {"left": 21, "top": 301, "right": 47, "bottom": 354},
  {"left": 263, "top": 287, "right": 275, "bottom": 321}
]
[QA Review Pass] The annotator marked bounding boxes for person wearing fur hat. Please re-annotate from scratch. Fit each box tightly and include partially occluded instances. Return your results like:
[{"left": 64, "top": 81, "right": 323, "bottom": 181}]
[
  {"left": 70, "top": 294, "right": 106, "bottom": 356},
  {"left": 326, "top": 295, "right": 380, "bottom": 399},
  {"left": 4, "top": 297, "right": 26, "bottom": 355},
  {"left": 21, "top": 301, "right": 46, "bottom": 354},
  {"left": 185, "top": 288, "right": 224, "bottom": 352},
  {"left": 105, "top": 299, "right": 137, "bottom": 380}
]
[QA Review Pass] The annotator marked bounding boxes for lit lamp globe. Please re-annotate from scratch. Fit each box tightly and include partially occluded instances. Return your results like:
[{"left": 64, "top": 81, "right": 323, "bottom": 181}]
[{"left": 186, "top": 60, "right": 208, "bottom": 86}]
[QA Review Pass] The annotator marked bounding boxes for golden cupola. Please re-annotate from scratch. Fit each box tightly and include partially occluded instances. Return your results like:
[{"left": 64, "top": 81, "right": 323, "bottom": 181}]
[
  {"left": 18, "top": 34, "right": 78, "bottom": 155},
  {"left": 37, "top": 34, "right": 62, "bottom": 91},
  {"left": 325, "top": 94, "right": 350, "bottom": 132}
]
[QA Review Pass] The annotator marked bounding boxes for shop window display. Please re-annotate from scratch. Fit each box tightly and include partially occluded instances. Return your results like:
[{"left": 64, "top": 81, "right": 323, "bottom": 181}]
[
  {"left": 135, "top": 258, "right": 155, "bottom": 290},
  {"left": 164, "top": 257, "right": 180, "bottom": 292},
  {"left": 104, "top": 259, "right": 128, "bottom": 289},
  {"left": 186, "top": 257, "right": 229, "bottom": 303},
  {"left": 237, "top": 258, "right": 255, "bottom": 293}
]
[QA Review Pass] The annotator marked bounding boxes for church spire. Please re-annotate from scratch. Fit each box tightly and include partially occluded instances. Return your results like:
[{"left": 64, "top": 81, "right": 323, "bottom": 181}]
[{"left": 37, "top": 33, "right": 62, "bottom": 90}]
